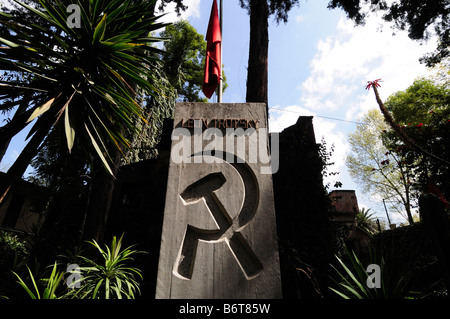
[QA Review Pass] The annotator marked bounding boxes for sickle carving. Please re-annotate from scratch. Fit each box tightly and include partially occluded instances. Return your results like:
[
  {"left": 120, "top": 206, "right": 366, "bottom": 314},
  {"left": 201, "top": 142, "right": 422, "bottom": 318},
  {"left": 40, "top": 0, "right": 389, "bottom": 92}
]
[{"left": 175, "top": 152, "right": 262, "bottom": 280}]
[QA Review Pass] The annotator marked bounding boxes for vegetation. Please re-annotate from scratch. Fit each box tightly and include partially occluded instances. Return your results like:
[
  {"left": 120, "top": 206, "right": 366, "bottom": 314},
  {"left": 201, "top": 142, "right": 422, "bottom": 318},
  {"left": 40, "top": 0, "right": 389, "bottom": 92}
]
[
  {"left": 340, "top": 72, "right": 450, "bottom": 299},
  {"left": 73, "top": 234, "right": 144, "bottom": 299},
  {"left": 13, "top": 262, "right": 64, "bottom": 299},
  {"left": 372, "top": 220, "right": 448, "bottom": 298},
  {"left": 160, "top": 19, "right": 227, "bottom": 102},
  {"left": 348, "top": 71, "right": 449, "bottom": 225},
  {"left": 0, "top": 1, "right": 209, "bottom": 247},
  {"left": 0, "top": 0, "right": 168, "bottom": 204},
  {"left": 0, "top": 231, "right": 28, "bottom": 298},
  {"left": 330, "top": 248, "right": 415, "bottom": 299},
  {"left": 347, "top": 109, "right": 416, "bottom": 224},
  {"left": 382, "top": 78, "right": 450, "bottom": 207},
  {"left": 11, "top": 234, "right": 144, "bottom": 299},
  {"left": 0, "top": 0, "right": 449, "bottom": 302},
  {"left": 340, "top": 59, "right": 449, "bottom": 299},
  {"left": 355, "top": 208, "right": 379, "bottom": 235},
  {"left": 160, "top": 0, "right": 449, "bottom": 111}
]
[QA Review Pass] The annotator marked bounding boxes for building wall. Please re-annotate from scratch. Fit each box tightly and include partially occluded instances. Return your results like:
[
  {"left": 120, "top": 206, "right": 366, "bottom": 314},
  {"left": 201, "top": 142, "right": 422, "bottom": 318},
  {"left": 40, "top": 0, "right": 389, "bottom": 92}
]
[
  {"left": 0, "top": 173, "right": 46, "bottom": 234},
  {"left": 329, "top": 190, "right": 359, "bottom": 225}
]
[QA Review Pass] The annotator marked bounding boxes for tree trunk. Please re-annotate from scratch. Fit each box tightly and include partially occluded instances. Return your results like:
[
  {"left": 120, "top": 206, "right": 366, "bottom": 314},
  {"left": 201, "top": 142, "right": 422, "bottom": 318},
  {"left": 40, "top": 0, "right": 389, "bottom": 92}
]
[
  {"left": 246, "top": 0, "right": 269, "bottom": 112},
  {"left": 0, "top": 114, "right": 54, "bottom": 204},
  {"left": 0, "top": 95, "right": 34, "bottom": 163}
]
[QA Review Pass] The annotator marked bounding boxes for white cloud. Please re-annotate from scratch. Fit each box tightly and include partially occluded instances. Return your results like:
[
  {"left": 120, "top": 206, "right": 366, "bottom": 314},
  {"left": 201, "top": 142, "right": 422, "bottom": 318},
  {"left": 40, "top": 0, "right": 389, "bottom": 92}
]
[
  {"left": 299, "top": 13, "right": 437, "bottom": 118},
  {"left": 295, "top": 15, "right": 304, "bottom": 23},
  {"left": 156, "top": 0, "right": 201, "bottom": 24},
  {"left": 293, "top": 9, "right": 439, "bottom": 220}
]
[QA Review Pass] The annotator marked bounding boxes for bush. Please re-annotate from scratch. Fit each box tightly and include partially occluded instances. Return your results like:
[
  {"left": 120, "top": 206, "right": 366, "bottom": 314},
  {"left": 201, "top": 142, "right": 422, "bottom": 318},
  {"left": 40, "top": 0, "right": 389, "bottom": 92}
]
[
  {"left": 10, "top": 234, "right": 145, "bottom": 299},
  {"left": 0, "top": 231, "right": 28, "bottom": 298}
]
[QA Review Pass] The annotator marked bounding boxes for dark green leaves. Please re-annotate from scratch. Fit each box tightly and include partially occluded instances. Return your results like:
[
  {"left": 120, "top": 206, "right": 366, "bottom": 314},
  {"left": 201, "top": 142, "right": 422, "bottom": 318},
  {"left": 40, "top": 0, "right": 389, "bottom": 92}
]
[
  {"left": 92, "top": 13, "right": 107, "bottom": 44},
  {"left": 1, "top": 0, "right": 169, "bottom": 176}
]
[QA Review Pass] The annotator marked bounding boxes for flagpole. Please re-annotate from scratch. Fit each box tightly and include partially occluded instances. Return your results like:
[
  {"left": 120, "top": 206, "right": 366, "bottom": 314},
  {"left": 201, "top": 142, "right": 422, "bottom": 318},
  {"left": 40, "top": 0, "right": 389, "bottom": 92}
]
[{"left": 218, "top": 0, "right": 223, "bottom": 103}]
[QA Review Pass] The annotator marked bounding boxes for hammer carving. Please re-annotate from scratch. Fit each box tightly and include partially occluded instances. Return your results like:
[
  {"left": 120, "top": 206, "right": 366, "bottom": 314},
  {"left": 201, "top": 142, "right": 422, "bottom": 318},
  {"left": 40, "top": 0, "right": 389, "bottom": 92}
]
[{"left": 176, "top": 171, "right": 263, "bottom": 280}]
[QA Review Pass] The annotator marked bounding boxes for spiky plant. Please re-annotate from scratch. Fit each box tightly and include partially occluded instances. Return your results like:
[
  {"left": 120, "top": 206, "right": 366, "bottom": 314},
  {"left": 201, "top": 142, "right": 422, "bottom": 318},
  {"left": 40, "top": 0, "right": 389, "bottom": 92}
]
[
  {"left": 329, "top": 249, "right": 415, "bottom": 299},
  {"left": 73, "top": 234, "right": 145, "bottom": 299},
  {"left": 0, "top": 0, "right": 168, "bottom": 201},
  {"left": 355, "top": 208, "right": 378, "bottom": 234},
  {"left": 13, "top": 262, "right": 64, "bottom": 299}
]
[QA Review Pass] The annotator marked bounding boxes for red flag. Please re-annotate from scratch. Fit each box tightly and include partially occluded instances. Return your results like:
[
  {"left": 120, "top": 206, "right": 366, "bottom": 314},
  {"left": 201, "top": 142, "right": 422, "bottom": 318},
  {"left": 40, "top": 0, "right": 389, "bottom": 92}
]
[{"left": 202, "top": 0, "right": 222, "bottom": 99}]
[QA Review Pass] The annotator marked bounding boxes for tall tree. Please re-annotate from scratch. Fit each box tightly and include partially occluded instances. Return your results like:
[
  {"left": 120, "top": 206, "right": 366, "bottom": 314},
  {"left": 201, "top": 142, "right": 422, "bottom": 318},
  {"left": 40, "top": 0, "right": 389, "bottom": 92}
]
[
  {"left": 239, "top": 0, "right": 268, "bottom": 106},
  {"left": 382, "top": 78, "right": 450, "bottom": 207},
  {"left": 239, "top": 0, "right": 303, "bottom": 108},
  {"left": 159, "top": 0, "right": 303, "bottom": 109},
  {"left": 160, "top": 19, "right": 227, "bottom": 102},
  {"left": 346, "top": 109, "right": 416, "bottom": 224}
]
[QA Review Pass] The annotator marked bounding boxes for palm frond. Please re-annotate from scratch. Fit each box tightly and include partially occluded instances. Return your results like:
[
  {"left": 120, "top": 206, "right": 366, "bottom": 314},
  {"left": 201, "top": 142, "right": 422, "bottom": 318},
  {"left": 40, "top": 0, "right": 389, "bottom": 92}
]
[{"left": 0, "top": 0, "right": 169, "bottom": 183}]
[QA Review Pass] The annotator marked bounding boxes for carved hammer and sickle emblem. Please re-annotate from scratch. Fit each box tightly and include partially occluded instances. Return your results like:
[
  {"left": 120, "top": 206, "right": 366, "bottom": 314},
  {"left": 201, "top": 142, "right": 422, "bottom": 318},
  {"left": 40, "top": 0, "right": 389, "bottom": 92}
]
[{"left": 175, "top": 152, "right": 263, "bottom": 280}]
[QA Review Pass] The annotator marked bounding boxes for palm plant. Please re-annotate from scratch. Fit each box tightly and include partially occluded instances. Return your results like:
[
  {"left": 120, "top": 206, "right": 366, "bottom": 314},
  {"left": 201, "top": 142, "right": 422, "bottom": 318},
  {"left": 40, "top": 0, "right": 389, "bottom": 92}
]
[
  {"left": 72, "top": 234, "right": 145, "bottom": 299},
  {"left": 12, "top": 234, "right": 144, "bottom": 299},
  {"left": 13, "top": 262, "right": 64, "bottom": 299},
  {"left": 330, "top": 249, "right": 415, "bottom": 299},
  {"left": 355, "top": 208, "right": 378, "bottom": 234},
  {"left": 0, "top": 0, "right": 168, "bottom": 201}
]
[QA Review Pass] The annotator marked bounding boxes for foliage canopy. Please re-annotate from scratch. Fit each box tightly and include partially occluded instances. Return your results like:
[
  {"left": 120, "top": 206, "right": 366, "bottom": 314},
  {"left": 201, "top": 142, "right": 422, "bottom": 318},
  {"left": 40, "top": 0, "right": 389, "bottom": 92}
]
[{"left": 0, "top": 0, "right": 168, "bottom": 188}]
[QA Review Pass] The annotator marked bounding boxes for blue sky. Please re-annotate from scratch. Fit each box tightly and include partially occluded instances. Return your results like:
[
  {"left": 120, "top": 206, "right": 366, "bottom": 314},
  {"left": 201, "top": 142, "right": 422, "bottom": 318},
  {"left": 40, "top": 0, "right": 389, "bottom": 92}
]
[{"left": 1, "top": 0, "right": 439, "bottom": 225}]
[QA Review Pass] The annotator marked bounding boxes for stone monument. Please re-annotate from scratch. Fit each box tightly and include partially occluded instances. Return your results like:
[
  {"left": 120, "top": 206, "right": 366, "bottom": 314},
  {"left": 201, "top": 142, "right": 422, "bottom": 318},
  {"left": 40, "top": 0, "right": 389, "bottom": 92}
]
[{"left": 155, "top": 103, "right": 282, "bottom": 299}]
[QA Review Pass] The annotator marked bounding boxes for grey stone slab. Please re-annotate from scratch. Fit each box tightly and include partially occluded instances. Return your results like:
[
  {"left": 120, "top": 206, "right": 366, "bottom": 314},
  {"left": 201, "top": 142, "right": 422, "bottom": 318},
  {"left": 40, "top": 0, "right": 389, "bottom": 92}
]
[{"left": 155, "top": 103, "right": 282, "bottom": 299}]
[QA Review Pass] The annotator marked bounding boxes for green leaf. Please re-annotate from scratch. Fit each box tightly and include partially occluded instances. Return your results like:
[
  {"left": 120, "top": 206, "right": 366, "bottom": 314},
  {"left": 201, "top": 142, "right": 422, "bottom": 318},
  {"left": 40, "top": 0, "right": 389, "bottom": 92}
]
[
  {"left": 92, "top": 0, "right": 103, "bottom": 22},
  {"left": 64, "top": 103, "right": 76, "bottom": 153},
  {"left": 74, "top": 0, "right": 93, "bottom": 33},
  {"left": 339, "top": 282, "right": 364, "bottom": 299},
  {"left": 336, "top": 254, "right": 367, "bottom": 294},
  {"left": 106, "top": 0, "right": 130, "bottom": 23},
  {"left": 93, "top": 14, "right": 108, "bottom": 44},
  {"left": 38, "top": 0, "right": 74, "bottom": 36},
  {"left": 105, "top": 278, "right": 110, "bottom": 299},
  {"left": 53, "top": 33, "right": 70, "bottom": 52},
  {"left": 42, "top": 287, "right": 50, "bottom": 299},
  {"left": 6, "top": 60, "right": 58, "bottom": 83},
  {"left": 27, "top": 97, "right": 56, "bottom": 123},
  {"left": 102, "top": 42, "right": 144, "bottom": 51},
  {"left": 12, "top": 269, "right": 37, "bottom": 299},
  {"left": 0, "top": 37, "right": 19, "bottom": 48},
  {"left": 0, "top": 11, "right": 13, "bottom": 18},
  {"left": 4, "top": 0, "right": 169, "bottom": 178},
  {"left": 12, "top": 0, "right": 52, "bottom": 24},
  {"left": 329, "top": 287, "right": 351, "bottom": 299},
  {"left": 93, "top": 279, "right": 103, "bottom": 299},
  {"left": 84, "top": 123, "right": 113, "bottom": 176}
]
